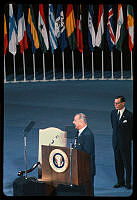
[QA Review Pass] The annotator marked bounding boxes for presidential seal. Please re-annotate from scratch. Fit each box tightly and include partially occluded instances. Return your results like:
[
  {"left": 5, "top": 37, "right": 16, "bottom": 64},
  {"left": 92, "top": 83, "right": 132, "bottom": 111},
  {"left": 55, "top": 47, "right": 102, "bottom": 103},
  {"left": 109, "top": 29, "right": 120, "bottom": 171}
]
[{"left": 49, "top": 149, "right": 69, "bottom": 173}]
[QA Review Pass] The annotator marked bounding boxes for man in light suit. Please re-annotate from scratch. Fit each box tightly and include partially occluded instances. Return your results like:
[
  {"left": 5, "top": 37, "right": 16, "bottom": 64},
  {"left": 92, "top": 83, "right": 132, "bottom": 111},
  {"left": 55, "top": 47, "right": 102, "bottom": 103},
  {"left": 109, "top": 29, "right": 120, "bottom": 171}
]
[
  {"left": 111, "top": 96, "right": 133, "bottom": 189},
  {"left": 72, "top": 113, "right": 96, "bottom": 196}
]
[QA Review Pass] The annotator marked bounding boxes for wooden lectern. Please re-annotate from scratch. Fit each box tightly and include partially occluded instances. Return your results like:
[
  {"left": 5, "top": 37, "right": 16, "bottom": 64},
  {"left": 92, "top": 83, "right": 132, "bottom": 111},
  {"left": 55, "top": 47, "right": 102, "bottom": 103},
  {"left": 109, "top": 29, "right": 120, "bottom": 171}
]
[{"left": 38, "top": 145, "right": 92, "bottom": 196}]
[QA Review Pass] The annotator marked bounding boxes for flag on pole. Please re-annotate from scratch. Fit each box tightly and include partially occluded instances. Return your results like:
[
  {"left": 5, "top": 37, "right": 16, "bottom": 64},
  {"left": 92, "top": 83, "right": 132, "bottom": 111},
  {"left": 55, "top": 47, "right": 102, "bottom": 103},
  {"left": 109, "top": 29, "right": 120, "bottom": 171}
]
[
  {"left": 17, "top": 4, "right": 28, "bottom": 54},
  {"left": 106, "top": 5, "right": 115, "bottom": 51},
  {"left": 95, "top": 4, "right": 104, "bottom": 49},
  {"left": 127, "top": 5, "right": 134, "bottom": 52},
  {"left": 115, "top": 4, "right": 126, "bottom": 52},
  {"left": 4, "top": 14, "right": 8, "bottom": 55},
  {"left": 66, "top": 4, "right": 77, "bottom": 50},
  {"left": 49, "top": 4, "right": 58, "bottom": 54},
  {"left": 77, "top": 4, "right": 83, "bottom": 53},
  {"left": 38, "top": 4, "right": 49, "bottom": 53},
  {"left": 27, "top": 4, "right": 39, "bottom": 53},
  {"left": 55, "top": 4, "right": 67, "bottom": 51},
  {"left": 9, "top": 4, "right": 18, "bottom": 55},
  {"left": 88, "top": 5, "right": 96, "bottom": 51}
]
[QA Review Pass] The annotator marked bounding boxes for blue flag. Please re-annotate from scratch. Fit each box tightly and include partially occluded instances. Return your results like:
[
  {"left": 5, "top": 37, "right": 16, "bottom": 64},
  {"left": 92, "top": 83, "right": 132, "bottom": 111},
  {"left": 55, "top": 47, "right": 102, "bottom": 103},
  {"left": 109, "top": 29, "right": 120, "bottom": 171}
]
[
  {"left": 49, "top": 4, "right": 58, "bottom": 54},
  {"left": 55, "top": 4, "right": 67, "bottom": 51},
  {"left": 106, "top": 5, "right": 115, "bottom": 51},
  {"left": 88, "top": 5, "right": 96, "bottom": 51}
]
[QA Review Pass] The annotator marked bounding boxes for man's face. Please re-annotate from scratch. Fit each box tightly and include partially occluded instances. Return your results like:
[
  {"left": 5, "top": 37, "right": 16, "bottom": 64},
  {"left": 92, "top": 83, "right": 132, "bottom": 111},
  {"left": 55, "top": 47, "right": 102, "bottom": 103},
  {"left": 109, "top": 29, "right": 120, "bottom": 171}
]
[
  {"left": 114, "top": 98, "right": 125, "bottom": 110},
  {"left": 73, "top": 115, "right": 80, "bottom": 130}
]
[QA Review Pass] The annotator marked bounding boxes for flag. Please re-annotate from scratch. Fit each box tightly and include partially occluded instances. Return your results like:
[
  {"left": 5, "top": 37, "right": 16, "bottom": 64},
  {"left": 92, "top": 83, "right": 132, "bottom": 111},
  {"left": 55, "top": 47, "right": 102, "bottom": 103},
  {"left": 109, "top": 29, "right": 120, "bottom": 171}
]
[
  {"left": 95, "top": 4, "right": 104, "bottom": 49},
  {"left": 127, "top": 5, "right": 134, "bottom": 52},
  {"left": 27, "top": 4, "right": 39, "bottom": 53},
  {"left": 55, "top": 4, "right": 67, "bottom": 51},
  {"left": 17, "top": 4, "right": 28, "bottom": 54},
  {"left": 9, "top": 4, "right": 18, "bottom": 55},
  {"left": 115, "top": 4, "right": 126, "bottom": 52},
  {"left": 49, "top": 4, "right": 58, "bottom": 54},
  {"left": 4, "top": 14, "right": 8, "bottom": 55},
  {"left": 88, "top": 5, "right": 96, "bottom": 51},
  {"left": 66, "top": 4, "right": 77, "bottom": 50},
  {"left": 76, "top": 5, "right": 83, "bottom": 53},
  {"left": 106, "top": 5, "right": 115, "bottom": 51},
  {"left": 38, "top": 4, "right": 49, "bottom": 53}
]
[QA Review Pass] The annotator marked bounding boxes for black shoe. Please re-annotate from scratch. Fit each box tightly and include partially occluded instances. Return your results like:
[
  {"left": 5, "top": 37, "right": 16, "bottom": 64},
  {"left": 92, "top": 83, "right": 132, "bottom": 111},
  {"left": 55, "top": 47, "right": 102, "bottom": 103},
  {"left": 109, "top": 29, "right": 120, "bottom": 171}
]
[
  {"left": 113, "top": 183, "right": 125, "bottom": 188},
  {"left": 125, "top": 184, "right": 131, "bottom": 189}
]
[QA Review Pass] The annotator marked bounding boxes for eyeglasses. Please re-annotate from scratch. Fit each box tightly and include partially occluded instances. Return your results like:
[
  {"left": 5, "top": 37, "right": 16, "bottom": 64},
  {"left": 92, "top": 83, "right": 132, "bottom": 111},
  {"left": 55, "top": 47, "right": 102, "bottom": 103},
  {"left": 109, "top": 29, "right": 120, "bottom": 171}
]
[{"left": 114, "top": 102, "right": 121, "bottom": 105}]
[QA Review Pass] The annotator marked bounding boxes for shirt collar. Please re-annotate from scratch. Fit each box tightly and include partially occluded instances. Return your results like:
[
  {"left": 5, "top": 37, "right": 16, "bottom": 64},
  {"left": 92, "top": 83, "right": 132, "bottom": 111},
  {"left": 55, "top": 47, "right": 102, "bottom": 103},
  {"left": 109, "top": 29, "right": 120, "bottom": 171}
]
[
  {"left": 118, "top": 107, "right": 125, "bottom": 117},
  {"left": 78, "top": 125, "right": 87, "bottom": 136}
]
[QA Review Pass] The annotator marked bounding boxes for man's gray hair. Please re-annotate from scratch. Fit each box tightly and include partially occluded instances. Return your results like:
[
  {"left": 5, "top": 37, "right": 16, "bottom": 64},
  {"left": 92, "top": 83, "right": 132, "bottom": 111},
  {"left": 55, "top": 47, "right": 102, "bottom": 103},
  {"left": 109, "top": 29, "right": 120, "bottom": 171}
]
[{"left": 76, "top": 113, "right": 88, "bottom": 124}]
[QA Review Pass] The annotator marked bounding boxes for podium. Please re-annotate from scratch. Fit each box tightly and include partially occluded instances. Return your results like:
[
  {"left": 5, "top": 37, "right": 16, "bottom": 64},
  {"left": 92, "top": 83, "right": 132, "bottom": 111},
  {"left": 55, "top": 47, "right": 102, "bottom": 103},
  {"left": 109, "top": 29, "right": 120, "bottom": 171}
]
[{"left": 38, "top": 145, "right": 92, "bottom": 196}]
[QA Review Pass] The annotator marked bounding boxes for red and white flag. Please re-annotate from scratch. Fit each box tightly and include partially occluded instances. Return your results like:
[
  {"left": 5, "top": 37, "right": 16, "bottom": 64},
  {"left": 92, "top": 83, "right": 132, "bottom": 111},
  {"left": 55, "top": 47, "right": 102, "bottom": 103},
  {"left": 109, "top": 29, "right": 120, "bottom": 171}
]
[
  {"left": 17, "top": 4, "right": 28, "bottom": 54},
  {"left": 95, "top": 4, "right": 104, "bottom": 48}
]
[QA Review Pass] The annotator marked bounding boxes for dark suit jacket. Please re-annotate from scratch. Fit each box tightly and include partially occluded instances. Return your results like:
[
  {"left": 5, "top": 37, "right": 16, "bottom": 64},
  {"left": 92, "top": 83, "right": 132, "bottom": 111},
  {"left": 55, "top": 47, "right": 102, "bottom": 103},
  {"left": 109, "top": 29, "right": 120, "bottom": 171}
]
[
  {"left": 72, "top": 127, "right": 96, "bottom": 176},
  {"left": 111, "top": 108, "right": 133, "bottom": 152}
]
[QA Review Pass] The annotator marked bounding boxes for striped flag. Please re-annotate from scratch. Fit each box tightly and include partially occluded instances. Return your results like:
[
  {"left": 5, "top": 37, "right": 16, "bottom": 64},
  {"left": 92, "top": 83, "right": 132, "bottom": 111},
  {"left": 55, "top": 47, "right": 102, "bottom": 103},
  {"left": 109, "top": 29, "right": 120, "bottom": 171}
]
[
  {"left": 127, "top": 5, "right": 134, "bottom": 52},
  {"left": 55, "top": 4, "right": 67, "bottom": 51},
  {"left": 107, "top": 5, "right": 115, "bottom": 51},
  {"left": 95, "top": 4, "right": 104, "bottom": 49},
  {"left": 4, "top": 14, "right": 8, "bottom": 55},
  {"left": 17, "top": 4, "right": 28, "bottom": 54},
  {"left": 9, "top": 4, "right": 18, "bottom": 55},
  {"left": 77, "top": 4, "right": 83, "bottom": 53},
  {"left": 27, "top": 5, "right": 39, "bottom": 53},
  {"left": 88, "top": 5, "right": 96, "bottom": 51},
  {"left": 115, "top": 4, "right": 125, "bottom": 52},
  {"left": 49, "top": 4, "right": 58, "bottom": 54},
  {"left": 66, "top": 4, "right": 77, "bottom": 50},
  {"left": 38, "top": 4, "right": 49, "bottom": 53}
]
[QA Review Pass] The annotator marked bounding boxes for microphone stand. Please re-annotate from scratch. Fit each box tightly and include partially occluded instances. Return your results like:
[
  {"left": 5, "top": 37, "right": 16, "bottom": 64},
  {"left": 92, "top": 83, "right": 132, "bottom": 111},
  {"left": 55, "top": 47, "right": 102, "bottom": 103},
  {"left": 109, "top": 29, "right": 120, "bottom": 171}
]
[
  {"left": 24, "top": 134, "right": 27, "bottom": 179},
  {"left": 69, "top": 138, "right": 73, "bottom": 187},
  {"left": 23, "top": 121, "right": 35, "bottom": 179}
]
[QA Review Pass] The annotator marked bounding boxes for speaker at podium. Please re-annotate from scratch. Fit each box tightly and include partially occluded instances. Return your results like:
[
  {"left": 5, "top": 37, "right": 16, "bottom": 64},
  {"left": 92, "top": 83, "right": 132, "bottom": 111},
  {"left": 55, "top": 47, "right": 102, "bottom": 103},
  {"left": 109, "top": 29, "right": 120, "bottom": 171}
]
[{"left": 14, "top": 126, "right": 92, "bottom": 196}]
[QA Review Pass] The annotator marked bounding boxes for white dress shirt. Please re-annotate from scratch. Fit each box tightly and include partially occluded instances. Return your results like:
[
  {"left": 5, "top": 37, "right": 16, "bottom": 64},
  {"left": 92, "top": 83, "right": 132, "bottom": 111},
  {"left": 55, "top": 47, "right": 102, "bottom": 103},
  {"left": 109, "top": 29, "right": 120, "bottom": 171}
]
[
  {"left": 78, "top": 125, "right": 87, "bottom": 136},
  {"left": 118, "top": 107, "right": 125, "bottom": 119}
]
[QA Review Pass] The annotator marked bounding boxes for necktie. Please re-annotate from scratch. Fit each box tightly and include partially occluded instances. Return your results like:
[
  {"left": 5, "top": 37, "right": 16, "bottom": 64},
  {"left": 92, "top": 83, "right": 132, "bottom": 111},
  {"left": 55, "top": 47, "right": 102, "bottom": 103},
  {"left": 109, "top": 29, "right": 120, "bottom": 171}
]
[{"left": 117, "top": 111, "right": 120, "bottom": 120}]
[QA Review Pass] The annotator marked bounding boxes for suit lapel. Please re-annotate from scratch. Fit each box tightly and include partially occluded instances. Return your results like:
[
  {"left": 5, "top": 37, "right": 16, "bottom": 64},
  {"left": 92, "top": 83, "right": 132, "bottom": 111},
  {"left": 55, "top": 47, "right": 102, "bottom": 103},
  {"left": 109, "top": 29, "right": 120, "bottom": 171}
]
[{"left": 119, "top": 109, "right": 127, "bottom": 120}]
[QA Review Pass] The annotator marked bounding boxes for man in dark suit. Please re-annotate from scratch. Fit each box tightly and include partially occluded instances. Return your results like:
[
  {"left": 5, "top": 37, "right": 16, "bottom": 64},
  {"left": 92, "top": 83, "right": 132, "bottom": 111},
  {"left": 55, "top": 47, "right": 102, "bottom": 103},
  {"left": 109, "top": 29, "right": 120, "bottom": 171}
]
[
  {"left": 111, "top": 96, "right": 133, "bottom": 189},
  {"left": 72, "top": 113, "right": 96, "bottom": 196}
]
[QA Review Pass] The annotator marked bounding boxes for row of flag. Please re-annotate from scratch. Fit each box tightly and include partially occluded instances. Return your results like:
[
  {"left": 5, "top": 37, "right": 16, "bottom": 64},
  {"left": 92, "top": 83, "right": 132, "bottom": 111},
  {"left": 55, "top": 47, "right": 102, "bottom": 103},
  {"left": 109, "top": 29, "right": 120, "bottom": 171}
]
[{"left": 4, "top": 4, "right": 134, "bottom": 56}]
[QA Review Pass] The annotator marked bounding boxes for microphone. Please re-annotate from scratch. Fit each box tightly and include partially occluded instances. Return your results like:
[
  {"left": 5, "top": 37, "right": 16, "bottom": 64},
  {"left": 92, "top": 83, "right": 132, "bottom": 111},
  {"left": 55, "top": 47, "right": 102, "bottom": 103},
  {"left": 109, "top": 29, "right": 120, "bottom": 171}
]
[
  {"left": 73, "top": 131, "right": 79, "bottom": 148},
  {"left": 24, "top": 121, "right": 35, "bottom": 136}
]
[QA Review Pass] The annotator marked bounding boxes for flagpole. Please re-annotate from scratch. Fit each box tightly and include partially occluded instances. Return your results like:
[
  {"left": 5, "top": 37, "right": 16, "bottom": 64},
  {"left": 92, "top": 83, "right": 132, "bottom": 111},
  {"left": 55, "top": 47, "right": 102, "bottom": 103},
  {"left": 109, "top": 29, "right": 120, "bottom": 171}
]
[
  {"left": 23, "top": 52, "right": 26, "bottom": 82},
  {"left": 43, "top": 53, "right": 46, "bottom": 80},
  {"left": 53, "top": 53, "right": 55, "bottom": 80},
  {"left": 111, "top": 51, "right": 114, "bottom": 79},
  {"left": 33, "top": 53, "right": 36, "bottom": 81},
  {"left": 4, "top": 54, "right": 6, "bottom": 83},
  {"left": 102, "top": 50, "right": 104, "bottom": 79},
  {"left": 121, "top": 51, "right": 123, "bottom": 79},
  {"left": 62, "top": 51, "right": 65, "bottom": 80},
  {"left": 82, "top": 52, "right": 84, "bottom": 79},
  {"left": 72, "top": 50, "right": 75, "bottom": 79},
  {"left": 13, "top": 55, "right": 16, "bottom": 82},
  {"left": 92, "top": 51, "right": 94, "bottom": 79},
  {"left": 131, "top": 51, "right": 133, "bottom": 80}
]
